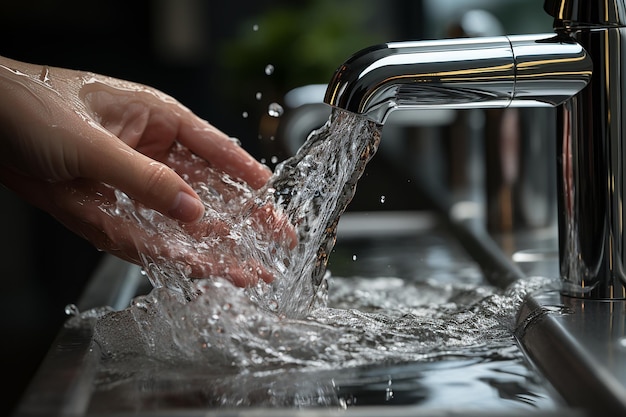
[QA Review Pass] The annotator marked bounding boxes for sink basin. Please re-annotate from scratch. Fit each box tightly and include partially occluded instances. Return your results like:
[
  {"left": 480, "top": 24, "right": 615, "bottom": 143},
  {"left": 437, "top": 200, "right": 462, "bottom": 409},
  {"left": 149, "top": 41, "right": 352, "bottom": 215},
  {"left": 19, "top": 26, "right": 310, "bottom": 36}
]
[{"left": 13, "top": 210, "right": 606, "bottom": 417}]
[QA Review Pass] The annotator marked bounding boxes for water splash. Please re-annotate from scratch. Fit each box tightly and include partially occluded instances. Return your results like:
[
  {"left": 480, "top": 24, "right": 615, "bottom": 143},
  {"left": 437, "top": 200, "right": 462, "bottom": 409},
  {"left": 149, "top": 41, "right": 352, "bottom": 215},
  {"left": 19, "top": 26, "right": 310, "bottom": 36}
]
[
  {"left": 94, "top": 107, "right": 381, "bottom": 324},
  {"left": 90, "top": 271, "right": 556, "bottom": 409},
  {"left": 261, "top": 109, "right": 381, "bottom": 314},
  {"left": 88, "top": 108, "right": 556, "bottom": 410}
]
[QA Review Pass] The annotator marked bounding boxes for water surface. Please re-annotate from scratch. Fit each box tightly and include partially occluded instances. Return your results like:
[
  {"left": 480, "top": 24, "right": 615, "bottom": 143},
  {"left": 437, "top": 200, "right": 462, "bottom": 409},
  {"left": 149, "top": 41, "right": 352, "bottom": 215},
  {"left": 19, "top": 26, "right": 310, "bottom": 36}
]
[{"left": 82, "top": 109, "right": 559, "bottom": 412}]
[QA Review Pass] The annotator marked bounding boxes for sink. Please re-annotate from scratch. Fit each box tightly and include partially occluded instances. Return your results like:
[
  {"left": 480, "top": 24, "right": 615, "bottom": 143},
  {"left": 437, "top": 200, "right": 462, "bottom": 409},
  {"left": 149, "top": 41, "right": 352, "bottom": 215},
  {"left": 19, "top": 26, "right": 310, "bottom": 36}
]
[{"left": 12, "top": 210, "right": 602, "bottom": 417}]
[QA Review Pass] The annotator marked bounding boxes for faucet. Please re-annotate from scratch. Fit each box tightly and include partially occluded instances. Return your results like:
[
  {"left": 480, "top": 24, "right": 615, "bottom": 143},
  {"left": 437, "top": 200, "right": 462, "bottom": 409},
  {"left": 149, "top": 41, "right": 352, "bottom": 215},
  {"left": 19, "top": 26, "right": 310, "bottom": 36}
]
[{"left": 324, "top": 0, "right": 626, "bottom": 300}]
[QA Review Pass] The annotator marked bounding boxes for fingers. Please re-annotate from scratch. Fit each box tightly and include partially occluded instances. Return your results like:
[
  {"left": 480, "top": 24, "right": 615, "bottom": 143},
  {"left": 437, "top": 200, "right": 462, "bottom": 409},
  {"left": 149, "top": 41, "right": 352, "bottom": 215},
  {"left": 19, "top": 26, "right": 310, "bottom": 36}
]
[
  {"left": 188, "top": 259, "right": 274, "bottom": 287},
  {"left": 79, "top": 134, "right": 205, "bottom": 223},
  {"left": 3, "top": 167, "right": 275, "bottom": 288},
  {"left": 177, "top": 116, "right": 272, "bottom": 189},
  {"left": 168, "top": 190, "right": 205, "bottom": 223},
  {"left": 0, "top": 167, "right": 144, "bottom": 264},
  {"left": 80, "top": 83, "right": 270, "bottom": 214},
  {"left": 1, "top": 164, "right": 284, "bottom": 288},
  {"left": 249, "top": 202, "right": 298, "bottom": 250}
]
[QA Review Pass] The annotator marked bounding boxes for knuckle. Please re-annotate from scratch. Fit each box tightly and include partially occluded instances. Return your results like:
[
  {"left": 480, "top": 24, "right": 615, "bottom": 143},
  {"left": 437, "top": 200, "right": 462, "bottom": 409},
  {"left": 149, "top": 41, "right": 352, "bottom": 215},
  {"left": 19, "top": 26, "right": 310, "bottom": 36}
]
[{"left": 143, "top": 163, "right": 172, "bottom": 194}]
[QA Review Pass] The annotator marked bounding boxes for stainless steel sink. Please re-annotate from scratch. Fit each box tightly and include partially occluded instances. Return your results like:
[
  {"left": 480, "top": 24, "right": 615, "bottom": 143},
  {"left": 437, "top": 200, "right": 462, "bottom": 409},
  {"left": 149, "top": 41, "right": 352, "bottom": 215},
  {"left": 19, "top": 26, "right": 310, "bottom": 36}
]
[{"left": 13, "top": 210, "right": 615, "bottom": 417}]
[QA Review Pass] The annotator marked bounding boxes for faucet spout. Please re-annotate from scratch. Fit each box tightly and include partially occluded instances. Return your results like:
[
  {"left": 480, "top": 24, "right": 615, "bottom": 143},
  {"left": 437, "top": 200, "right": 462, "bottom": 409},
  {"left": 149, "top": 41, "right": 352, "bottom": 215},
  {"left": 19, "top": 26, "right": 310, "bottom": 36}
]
[
  {"left": 325, "top": 0, "right": 626, "bottom": 300},
  {"left": 324, "top": 34, "right": 592, "bottom": 124}
]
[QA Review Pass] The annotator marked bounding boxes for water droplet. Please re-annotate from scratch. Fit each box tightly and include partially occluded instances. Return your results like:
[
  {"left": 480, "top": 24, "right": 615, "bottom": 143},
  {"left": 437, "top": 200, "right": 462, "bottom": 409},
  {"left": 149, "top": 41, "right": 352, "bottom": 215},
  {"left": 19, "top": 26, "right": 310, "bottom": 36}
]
[
  {"left": 131, "top": 299, "right": 149, "bottom": 311},
  {"left": 264, "top": 64, "right": 274, "bottom": 75},
  {"left": 255, "top": 92, "right": 262, "bottom": 100},
  {"left": 380, "top": 195, "right": 386, "bottom": 204},
  {"left": 271, "top": 155, "right": 279, "bottom": 164},
  {"left": 268, "top": 102, "right": 283, "bottom": 118},
  {"left": 352, "top": 254, "right": 357, "bottom": 261},
  {"left": 65, "top": 304, "right": 79, "bottom": 316},
  {"left": 385, "top": 387, "right": 394, "bottom": 401},
  {"left": 242, "top": 111, "right": 248, "bottom": 118},
  {"left": 260, "top": 158, "right": 266, "bottom": 164},
  {"left": 339, "top": 397, "right": 348, "bottom": 410},
  {"left": 385, "top": 377, "right": 394, "bottom": 400},
  {"left": 252, "top": 24, "right": 259, "bottom": 31}
]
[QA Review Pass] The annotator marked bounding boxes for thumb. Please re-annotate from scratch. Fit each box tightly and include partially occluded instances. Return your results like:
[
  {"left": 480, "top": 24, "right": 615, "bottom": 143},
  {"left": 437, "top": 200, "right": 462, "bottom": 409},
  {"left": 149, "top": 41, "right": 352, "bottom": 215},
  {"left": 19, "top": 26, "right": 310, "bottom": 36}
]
[{"left": 80, "top": 138, "right": 205, "bottom": 223}]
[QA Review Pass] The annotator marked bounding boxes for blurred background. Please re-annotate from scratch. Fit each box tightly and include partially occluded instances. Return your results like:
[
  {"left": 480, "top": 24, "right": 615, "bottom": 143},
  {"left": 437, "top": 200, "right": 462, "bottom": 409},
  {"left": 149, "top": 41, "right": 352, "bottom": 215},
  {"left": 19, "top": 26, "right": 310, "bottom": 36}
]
[{"left": 0, "top": 1, "right": 551, "bottom": 414}]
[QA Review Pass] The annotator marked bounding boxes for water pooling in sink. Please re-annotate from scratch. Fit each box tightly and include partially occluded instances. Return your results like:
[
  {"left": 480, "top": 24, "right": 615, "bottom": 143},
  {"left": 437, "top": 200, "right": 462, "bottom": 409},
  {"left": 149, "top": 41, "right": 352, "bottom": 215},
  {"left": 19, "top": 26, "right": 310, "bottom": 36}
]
[{"left": 81, "top": 109, "right": 560, "bottom": 412}]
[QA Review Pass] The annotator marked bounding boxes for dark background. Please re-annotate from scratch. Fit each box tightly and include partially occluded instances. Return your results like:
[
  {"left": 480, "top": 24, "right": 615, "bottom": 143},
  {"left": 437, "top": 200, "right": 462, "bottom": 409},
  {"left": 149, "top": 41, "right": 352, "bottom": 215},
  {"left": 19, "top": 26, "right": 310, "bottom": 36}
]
[{"left": 0, "top": 1, "right": 550, "bottom": 415}]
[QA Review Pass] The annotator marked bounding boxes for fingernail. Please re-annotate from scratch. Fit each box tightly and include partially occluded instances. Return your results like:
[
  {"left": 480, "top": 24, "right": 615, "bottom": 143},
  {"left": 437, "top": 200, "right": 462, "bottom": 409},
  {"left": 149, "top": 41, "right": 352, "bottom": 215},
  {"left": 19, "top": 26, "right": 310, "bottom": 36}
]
[{"left": 170, "top": 192, "right": 204, "bottom": 223}]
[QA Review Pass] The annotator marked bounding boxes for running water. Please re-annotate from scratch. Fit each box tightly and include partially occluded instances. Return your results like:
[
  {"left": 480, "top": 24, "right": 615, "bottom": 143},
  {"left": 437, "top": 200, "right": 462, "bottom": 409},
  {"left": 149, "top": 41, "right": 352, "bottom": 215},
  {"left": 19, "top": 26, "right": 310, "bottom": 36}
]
[
  {"left": 84, "top": 108, "right": 558, "bottom": 410},
  {"left": 259, "top": 108, "right": 381, "bottom": 314}
]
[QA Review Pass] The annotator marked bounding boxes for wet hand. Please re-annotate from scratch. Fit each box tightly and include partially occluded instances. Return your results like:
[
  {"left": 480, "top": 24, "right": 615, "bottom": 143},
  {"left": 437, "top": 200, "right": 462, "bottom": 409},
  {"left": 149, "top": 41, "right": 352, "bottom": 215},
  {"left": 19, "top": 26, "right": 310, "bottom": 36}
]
[{"left": 0, "top": 56, "right": 294, "bottom": 286}]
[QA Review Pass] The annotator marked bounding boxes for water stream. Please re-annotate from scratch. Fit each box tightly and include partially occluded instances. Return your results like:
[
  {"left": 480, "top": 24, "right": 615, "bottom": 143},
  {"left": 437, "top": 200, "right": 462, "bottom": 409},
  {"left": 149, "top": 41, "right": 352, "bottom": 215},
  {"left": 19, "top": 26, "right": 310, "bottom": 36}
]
[{"left": 77, "top": 108, "right": 560, "bottom": 412}]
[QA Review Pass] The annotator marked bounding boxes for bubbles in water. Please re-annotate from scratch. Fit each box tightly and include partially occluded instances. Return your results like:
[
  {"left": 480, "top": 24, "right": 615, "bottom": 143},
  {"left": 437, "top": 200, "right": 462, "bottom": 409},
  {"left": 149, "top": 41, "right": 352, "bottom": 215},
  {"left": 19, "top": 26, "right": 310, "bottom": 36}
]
[
  {"left": 264, "top": 64, "right": 274, "bottom": 75},
  {"left": 88, "top": 109, "right": 552, "bottom": 411},
  {"left": 268, "top": 102, "right": 284, "bottom": 118}
]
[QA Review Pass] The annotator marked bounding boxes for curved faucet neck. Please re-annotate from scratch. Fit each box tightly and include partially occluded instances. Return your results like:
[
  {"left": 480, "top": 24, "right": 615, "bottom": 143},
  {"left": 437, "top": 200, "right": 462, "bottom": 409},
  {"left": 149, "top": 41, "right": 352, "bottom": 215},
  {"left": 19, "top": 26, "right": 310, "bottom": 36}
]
[
  {"left": 323, "top": 0, "right": 626, "bottom": 300},
  {"left": 324, "top": 35, "right": 592, "bottom": 125}
]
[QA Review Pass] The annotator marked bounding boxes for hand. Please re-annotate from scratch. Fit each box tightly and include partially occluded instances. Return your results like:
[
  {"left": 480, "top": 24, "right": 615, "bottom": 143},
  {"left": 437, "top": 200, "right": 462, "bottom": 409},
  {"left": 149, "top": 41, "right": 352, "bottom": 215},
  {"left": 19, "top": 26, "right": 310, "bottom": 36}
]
[{"left": 0, "top": 56, "right": 292, "bottom": 286}]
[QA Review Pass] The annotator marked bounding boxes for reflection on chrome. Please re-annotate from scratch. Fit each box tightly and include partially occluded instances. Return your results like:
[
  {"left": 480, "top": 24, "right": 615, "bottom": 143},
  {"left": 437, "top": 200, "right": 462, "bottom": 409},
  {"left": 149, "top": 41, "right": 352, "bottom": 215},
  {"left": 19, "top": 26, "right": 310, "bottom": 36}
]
[
  {"left": 324, "top": 35, "right": 591, "bottom": 125},
  {"left": 325, "top": 0, "right": 626, "bottom": 300}
]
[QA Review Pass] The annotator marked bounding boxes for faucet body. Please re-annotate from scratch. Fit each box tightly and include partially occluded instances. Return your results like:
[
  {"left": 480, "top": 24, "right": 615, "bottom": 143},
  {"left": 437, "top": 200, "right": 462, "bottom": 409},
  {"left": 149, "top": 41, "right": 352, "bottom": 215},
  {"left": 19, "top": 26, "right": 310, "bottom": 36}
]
[
  {"left": 324, "top": 34, "right": 591, "bottom": 125},
  {"left": 324, "top": 0, "right": 626, "bottom": 299},
  {"left": 548, "top": 1, "right": 626, "bottom": 298}
]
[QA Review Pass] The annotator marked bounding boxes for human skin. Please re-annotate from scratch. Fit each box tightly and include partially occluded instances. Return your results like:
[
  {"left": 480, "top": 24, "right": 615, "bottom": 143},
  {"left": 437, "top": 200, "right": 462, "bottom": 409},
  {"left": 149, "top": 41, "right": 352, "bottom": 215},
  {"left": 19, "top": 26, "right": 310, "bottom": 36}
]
[{"left": 0, "top": 55, "right": 291, "bottom": 286}]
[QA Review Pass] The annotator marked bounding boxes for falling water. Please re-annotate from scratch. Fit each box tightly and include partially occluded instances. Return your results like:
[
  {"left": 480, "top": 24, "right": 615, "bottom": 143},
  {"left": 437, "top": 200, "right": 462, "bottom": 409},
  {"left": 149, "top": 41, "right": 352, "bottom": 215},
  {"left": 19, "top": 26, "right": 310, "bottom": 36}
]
[{"left": 85, "top": 108, "right": 558, "bottom": 411}]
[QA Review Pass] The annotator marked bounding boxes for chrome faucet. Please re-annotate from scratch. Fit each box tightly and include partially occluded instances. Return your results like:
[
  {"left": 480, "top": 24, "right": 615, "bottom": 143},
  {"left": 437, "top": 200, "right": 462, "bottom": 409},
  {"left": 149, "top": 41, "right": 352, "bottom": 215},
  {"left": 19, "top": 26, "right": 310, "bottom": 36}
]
[{"left": 324, "top": 0, "right": 626, "bottom": 300}]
